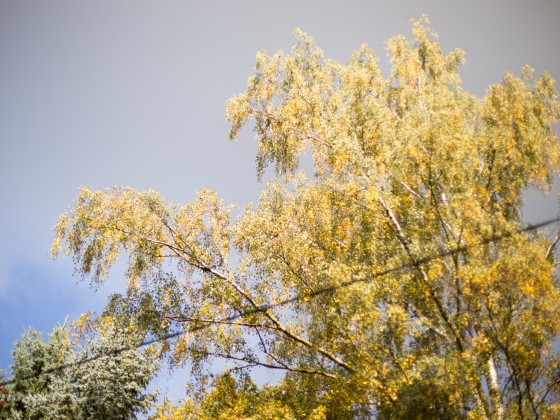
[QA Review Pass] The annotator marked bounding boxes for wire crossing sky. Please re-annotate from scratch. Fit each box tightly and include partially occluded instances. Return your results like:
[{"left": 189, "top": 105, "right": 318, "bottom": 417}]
[{"left": 3, "top": 215, "right": 558, "bottom": 388}]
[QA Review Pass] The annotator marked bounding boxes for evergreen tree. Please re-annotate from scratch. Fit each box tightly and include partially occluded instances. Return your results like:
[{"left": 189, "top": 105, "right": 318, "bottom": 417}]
[{"left": 1, "top": 322, "right": 157, "bottom": 419}]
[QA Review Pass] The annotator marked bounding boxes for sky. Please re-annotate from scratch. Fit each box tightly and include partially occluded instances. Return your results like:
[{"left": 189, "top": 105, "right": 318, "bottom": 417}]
[{"left": 1, "top": 0, "right": 560, "bottom": 404}]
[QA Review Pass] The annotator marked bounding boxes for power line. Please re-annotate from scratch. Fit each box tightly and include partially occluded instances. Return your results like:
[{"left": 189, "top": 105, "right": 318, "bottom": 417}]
[{"left": 1, "top": 216, "right": 559, "bottom": 387}]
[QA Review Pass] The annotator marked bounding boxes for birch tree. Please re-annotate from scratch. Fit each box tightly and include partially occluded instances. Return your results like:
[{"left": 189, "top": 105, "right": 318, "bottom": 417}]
[{"left": 52, "top": 18, "right": 560, "bottom": 418}]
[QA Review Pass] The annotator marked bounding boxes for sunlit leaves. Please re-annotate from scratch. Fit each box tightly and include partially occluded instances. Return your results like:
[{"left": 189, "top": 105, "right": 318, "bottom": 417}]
[{"left": 53, "top": 17, "right": 560, "bottom": 418}]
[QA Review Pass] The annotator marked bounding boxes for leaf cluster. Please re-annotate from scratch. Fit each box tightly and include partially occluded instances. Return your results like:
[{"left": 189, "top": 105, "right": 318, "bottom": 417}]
[{"left": 52, "top": 17, "right": 560, "bottom": 418}]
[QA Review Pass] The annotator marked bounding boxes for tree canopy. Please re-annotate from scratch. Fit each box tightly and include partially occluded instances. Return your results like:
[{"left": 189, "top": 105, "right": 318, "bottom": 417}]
[
  {"left": 1, "top": 319, "right": 157, "bottom": 419},
  {"left": 50, "top": 18, "right": 560, "bottom": 418}
]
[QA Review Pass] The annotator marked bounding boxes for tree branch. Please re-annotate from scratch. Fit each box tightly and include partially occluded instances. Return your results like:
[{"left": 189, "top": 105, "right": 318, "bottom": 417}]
[{"left": 197, "top": 350, "right": 337, "bottom": 379}]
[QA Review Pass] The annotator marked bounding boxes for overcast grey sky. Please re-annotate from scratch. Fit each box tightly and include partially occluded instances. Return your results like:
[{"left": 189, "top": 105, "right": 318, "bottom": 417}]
[{"left": 1, "top": 0, "right": 559, "bottom": 401}]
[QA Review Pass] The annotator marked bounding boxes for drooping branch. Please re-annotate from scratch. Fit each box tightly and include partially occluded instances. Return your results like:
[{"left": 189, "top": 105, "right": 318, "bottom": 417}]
[
  {"left": 193, "top": 350, "right": 337, "bottom": 379},
  {"left": 123, "top": 224, "right": 357, "bottom": 374}
]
